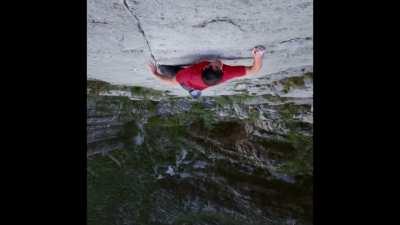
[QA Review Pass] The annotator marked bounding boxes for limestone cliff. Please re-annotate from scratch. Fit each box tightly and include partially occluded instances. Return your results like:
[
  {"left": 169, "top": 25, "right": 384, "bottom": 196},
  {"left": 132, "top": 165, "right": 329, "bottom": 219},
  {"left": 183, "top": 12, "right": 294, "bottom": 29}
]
[
  {"left": 88, "top": 0, "right": 312, "bottom": 96},
  {"left": 87, "top": 79, "right": 313, "bottom": 225},
  {"left": 87, "top": 0, "right": 313, "bottom": 223}
]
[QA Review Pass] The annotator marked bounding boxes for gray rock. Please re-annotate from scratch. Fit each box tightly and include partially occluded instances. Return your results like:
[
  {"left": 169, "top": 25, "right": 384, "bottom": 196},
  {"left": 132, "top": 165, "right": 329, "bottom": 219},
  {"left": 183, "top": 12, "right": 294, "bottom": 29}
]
[{"left": 88, "top": 0, "right": 312, "bottom": 96}]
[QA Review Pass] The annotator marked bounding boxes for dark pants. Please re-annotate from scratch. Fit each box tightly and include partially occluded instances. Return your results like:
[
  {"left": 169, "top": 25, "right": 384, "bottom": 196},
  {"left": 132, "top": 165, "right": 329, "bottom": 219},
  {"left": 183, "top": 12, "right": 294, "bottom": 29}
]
[{"left": 157, "top": 65, "right": 187, "bottom": 78}]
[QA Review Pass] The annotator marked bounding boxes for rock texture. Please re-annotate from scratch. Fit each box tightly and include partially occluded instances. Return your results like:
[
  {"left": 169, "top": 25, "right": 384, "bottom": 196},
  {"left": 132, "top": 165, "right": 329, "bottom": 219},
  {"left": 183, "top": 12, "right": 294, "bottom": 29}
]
[
  {"left": 87, "top": 1, "right": 313, "bottom": 223},
  {"left": 88, "top": 0, "right": 313, "bottom": 96},
  {"left": 87, "top": 83, "right": 313, "bottom": 225}
]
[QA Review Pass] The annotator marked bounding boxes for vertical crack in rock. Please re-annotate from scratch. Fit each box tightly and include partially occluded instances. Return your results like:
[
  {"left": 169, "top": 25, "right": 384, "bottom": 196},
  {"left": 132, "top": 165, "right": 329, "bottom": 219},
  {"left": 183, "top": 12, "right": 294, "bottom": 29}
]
[
  {"left": 193, "top": 17, "right": 245, "bottom": 32},
  {"left": 123, "top": 0, "right": 158, "bottom": 64}
]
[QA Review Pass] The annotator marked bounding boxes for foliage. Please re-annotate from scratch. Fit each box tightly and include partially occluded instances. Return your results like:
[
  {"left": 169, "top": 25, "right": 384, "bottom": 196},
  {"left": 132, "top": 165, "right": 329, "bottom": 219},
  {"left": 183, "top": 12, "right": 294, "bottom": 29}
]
[
  {"left": 87, "top": 79, "right": 112, "bottom": 95},
  {"left": 174, "top": 212, "right": 246, "bottom": 225},
  {"left": 280, "top": 72, "right": 313, "bottom": 93},
  {"left": 277, "top": 132, "right": 313, "bottom": 176},
  {"left": 88, "top": 147, "right": 158, "bottom": 225},
  {"left": 129, "top": 86, "right": 164, "bottom": 99},
  {"left": 146, "top": 101, "right": 217, "bottom": 130}
]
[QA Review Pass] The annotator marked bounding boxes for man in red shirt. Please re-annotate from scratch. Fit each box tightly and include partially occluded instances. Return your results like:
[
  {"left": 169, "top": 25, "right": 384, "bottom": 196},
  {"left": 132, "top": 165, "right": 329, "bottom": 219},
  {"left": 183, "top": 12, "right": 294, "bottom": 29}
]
[{"left": 147, "top": 46, "right": 266, "bottom": 98}]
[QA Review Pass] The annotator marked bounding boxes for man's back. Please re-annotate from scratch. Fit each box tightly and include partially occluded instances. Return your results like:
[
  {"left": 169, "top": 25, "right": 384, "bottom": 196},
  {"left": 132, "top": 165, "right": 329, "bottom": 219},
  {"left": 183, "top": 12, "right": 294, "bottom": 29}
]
[
  {"left": 147, "top": 46, "right": 266, "bottom": 97},
  {"left": 176, "top": 61, "right": 246, "bottom": 90}
]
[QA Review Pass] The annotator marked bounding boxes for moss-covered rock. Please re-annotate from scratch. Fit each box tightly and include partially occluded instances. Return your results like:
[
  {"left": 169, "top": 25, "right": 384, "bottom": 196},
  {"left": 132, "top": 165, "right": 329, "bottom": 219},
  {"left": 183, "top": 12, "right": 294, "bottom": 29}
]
[
  {"left": 87, "top": 90, "right": 313, "bottom": 225},
  {"left": 279, "top": 72, "right": 313, "bottom": 94},
  {"left": 87, "top": 79, "right": 112, "bottom": 95}
]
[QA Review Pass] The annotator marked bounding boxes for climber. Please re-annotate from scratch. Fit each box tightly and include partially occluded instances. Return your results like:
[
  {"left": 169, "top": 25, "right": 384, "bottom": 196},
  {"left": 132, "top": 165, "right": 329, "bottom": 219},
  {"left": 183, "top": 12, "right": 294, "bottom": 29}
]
[{"left": 147, "top": 45, "right": 266, "bottom": 98}]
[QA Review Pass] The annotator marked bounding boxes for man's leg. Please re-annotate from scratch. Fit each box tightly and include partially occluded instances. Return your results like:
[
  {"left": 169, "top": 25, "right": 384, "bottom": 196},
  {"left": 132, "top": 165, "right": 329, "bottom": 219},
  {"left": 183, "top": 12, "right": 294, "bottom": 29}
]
[{"left": 157, "top": 65, "right": 185, "bottom": 78}]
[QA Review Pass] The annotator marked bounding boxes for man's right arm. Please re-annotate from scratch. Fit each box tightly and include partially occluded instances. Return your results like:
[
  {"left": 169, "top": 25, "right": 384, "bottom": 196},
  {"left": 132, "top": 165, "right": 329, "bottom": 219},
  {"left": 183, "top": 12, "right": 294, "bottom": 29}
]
[{"left": 245, "top": 47, "right": 265, "bottom": 76}]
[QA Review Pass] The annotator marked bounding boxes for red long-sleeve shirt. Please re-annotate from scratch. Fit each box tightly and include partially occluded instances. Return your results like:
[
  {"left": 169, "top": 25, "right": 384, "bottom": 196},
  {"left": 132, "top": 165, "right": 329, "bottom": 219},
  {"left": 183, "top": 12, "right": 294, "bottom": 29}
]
[{"left": 176, "top": 61, "right": 246, "bottom": 90}]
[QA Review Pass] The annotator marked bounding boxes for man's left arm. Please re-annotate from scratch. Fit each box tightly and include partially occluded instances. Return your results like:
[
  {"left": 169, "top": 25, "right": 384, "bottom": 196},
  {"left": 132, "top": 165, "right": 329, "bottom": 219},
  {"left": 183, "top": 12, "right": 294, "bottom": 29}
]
[{"left": 147, "top": 63, "right": 179, "bottom": 86}]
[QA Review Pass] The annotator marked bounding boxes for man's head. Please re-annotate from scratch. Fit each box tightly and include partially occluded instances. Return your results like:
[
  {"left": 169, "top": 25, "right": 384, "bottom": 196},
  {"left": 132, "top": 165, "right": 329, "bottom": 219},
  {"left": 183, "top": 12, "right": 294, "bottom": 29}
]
[{"left": 201, "top": 61, "right": 223, "bottom": 86}]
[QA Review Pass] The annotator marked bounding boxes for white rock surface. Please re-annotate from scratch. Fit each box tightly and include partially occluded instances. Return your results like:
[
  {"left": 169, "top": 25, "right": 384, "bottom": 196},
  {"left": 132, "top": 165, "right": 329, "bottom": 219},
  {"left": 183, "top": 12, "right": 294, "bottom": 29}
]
[{"left": 88, "top": 0, "right": 313, "bottom": 96}]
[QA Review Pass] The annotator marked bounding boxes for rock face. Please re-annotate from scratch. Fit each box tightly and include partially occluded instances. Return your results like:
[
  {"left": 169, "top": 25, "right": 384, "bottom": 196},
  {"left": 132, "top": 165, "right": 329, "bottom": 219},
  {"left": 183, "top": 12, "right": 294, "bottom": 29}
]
[
  {"left": 88, "top": 0, "right": 313, "bottom": 96},
  {"left": 88, "top": 0, "right": 313, "bottom": 223},
  {"left": 87, "top": 82, "right": 313, "bottom": 225}
]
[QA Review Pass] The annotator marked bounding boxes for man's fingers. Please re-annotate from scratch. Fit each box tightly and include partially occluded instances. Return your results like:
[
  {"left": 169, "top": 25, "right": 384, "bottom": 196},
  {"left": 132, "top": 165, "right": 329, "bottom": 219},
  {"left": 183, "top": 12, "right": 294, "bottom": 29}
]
[
  {"left": 253, "top": 48, "right": 265, "bottom": 56},
  {"left": 255, "top": 46, "right": 266, "bottom": 56},
  {"left": 147, "top": 63, "right": 156, "bottom": 73}
]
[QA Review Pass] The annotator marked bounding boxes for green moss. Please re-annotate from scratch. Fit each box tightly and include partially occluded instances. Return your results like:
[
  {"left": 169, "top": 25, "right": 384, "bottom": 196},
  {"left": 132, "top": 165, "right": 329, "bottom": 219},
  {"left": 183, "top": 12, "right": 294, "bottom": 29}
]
[
  {"left": 229, "top": 94, "right": 253, "bottom": 104},
  {"left": 188, "top": 102, "right": 217, "bottom": 129},
  {"left": 174, "top": 212, "right": 245, "bottom": 225},
  {"left": 88, "top": 94, "right": 313, "bottom": 224},
  {"left": 88, "top": 146, "right": 158, "bottom": 225},
  {"left": 257, "top": 130, "right": 312, "bottom": 177},
  {"left": 280, "top": 72, "right": 313, "bottom": 94},
  {"left": 215, "top": 95, "right": 233, "bottom": 106},
  {"left": 147, "top": 116, "right": 182, "bottom": 128},
  {"left": 130, "top": 86, "right": 164, "bottom": 99},
  {"left": 274, "top": 102, "right": 313, "bottom": 176},
  {"left": 247, "top": 108, "right": 260, "bottom": 122},
  {"left": 87, "top": 79, "right": 112, "bottom": 95},
  {"left": 215, "top": 93, "right": 289, "bottom": 108},
  {"left": 214, "top": 94, "right": 255, "bottom": 106},
  {"left": 89, "top": 96, "right": 131, "bottom": 115},
  {"left": 278, "top": 103, "right": 313, "bottom": 137},
  {"left": 281, "top": 76, "right": 305, "bottom": 93},
  {"left": 277, "top": 132, "right": 313, "bottom": 176},
  {"left": 262, "top": 94, "right": 285, "bottom": 103},
  {"left": 87, "top": 79, "right": 166, "bottom": 100},
  {"left": 145, "top": 101, "right": 218, "bottom": 136},
  {"left": 304, "top": 72, "right": 313, "bottom": 80},
  {"left": 119, "top": 121, "right": 140, "bottom": 145},
  {"left": 279, "top": 103, "right": 298, "bottom": 121},
  {"left": 87, "top": 153, "right": 131, "bottom": 225},
  {"left": 146, "top": 100, "right": 158, "bottom": 114},
  {"left": 259, "top": 137, "right": 297, "bottom": 160}
]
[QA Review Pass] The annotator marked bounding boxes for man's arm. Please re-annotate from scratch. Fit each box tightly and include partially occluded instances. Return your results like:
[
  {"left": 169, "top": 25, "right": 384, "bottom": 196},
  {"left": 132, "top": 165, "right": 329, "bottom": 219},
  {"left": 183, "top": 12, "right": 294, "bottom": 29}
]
[
  {"left": 244, "top": 47, "right": 266, "bottom": 76},
  {"left": 147, "top": 63, "right": 179, "bottom": 86}
]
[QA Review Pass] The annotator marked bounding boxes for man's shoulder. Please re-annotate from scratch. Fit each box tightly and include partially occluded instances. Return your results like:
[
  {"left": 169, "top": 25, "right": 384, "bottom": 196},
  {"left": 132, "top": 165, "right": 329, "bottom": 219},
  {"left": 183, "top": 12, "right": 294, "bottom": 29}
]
[
  {"left": 175, "top": 67, "right": 192, "bottom": 84},
  {"left": 221, "top": 64, "right": 247, "bottom": 81},
  {"left": 179, "top": 62, "right": 206, "bottom": 75}
]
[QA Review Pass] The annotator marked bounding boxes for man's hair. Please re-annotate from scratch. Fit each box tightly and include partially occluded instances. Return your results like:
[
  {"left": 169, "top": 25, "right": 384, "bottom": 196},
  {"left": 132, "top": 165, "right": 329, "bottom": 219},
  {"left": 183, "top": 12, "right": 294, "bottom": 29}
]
[{"left": 201, "top": 67, "right": 223, "bottom": 86}]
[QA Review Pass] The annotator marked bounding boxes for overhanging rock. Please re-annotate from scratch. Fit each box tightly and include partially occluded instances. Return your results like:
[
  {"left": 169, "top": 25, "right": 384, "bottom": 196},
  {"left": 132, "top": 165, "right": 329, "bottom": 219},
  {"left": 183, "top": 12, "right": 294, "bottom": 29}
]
[{"left": 88, "top": 0, "right": 313, "bottom": 96}]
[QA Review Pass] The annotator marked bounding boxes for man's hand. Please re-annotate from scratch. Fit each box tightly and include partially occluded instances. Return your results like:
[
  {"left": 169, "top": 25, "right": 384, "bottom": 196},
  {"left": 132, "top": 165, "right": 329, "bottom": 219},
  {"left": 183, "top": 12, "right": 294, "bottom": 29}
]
[
  {"left": 245, "top": 46, "right": 266, "bottom": 76},
  {"left": 147, "top": 62, "right": 159, "bottom": 75},
  {"left": 252, "top": 46, "right": 266, "bottom": 58}
]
